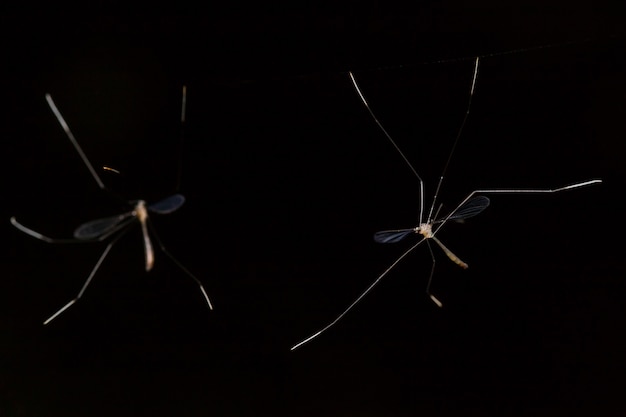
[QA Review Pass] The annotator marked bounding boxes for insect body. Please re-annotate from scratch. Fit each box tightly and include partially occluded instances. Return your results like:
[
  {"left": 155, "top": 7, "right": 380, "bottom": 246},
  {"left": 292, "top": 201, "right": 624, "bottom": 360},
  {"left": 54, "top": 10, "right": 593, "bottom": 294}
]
[
  {"left": 374, "top": 194, "right": 492, "bottom": 272},
  {"left": 10, "top": 89, "right": 213, "bottom": 325},
  {"left": 291, "top": 57, "right": 601, "bottom": 350}
]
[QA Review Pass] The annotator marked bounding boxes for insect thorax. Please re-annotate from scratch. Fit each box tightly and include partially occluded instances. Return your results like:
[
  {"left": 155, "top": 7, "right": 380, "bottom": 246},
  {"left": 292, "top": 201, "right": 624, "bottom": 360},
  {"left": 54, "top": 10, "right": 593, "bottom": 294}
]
[
  {"left": 134, "top": 200, "right": 148, "bottom": 222},
  {"left": 417, "top": 223, "right": 433, "bottom": 238}
]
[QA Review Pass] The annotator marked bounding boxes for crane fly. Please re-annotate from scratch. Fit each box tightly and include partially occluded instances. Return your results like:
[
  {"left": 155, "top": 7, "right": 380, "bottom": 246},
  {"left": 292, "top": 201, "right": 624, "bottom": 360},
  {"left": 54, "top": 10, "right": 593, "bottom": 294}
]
[
  {"left": 291, "top": 57, "right": 602, "bottom": 350},
  {"left": 10, "top": 87, "right": 213, "bottom": 325}
]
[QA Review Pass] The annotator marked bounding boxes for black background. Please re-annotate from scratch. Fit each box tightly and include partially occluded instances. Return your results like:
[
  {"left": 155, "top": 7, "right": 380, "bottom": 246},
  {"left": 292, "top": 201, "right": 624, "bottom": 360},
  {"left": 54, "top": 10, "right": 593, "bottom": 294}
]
[{"left": 1, "top": 4, "right": 626, "bottom": 416}]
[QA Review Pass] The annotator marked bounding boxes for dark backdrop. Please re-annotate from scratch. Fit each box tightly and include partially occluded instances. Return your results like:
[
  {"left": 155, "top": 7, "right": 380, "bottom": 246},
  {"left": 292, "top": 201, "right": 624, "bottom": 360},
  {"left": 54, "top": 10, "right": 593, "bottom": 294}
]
[{"left": 1, "top": 5, "right": 625, "bottom": 416}]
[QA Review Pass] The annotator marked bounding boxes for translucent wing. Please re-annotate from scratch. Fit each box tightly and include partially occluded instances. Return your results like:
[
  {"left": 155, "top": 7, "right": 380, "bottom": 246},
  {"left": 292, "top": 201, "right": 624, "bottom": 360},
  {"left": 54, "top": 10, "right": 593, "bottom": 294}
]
[
  {"left": 373, "top": 228, "right": 416, "bottom": 244},
  {"left": 446, "top": 196, "right": 490, "bottom": 221},
  {"left": 73, "top": 212, "right": 135, "bottom": 240},
  {"left": 148, "top": 194, "right": 186, "bottom": 214}
]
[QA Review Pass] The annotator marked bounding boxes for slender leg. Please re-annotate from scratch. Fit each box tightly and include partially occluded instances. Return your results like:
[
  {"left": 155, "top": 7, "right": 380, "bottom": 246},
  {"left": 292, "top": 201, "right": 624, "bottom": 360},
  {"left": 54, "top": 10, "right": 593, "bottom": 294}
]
[
  {"left": 427, "top": 57, "right": 480, "bottom": 224},
  {"left": 291, "top": 238, "right": 427, "bottom": 351},
  {"left": 11, "top": 215, "right": 136, "bottom": 244},
  {"left": 45, "top": 94, "right": 105, "bottom": 191},
  {"left": 147, "top": 220, "right": 213, "bottom": 310},
  {"left": 11, "top": 217, "right": 82, "bottom": 243},
  {"left": 425, "top": 240, "right": 443, "bottom": 308},
  {"left": 175, "top": 85, "right": 187, "bottom": 193},
  {"left": 348, "top": 71, "right": 426, "bottom": 224},
  {"left": 43, "top": 234, "right": 123, "bottom": 325},
  {"left": 433, "top": 179, "right": 603, "bottom": 236}
]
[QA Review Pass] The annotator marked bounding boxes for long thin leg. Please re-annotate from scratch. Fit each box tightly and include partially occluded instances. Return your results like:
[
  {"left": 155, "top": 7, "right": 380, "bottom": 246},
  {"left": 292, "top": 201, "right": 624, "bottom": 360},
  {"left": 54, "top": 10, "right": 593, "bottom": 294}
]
[
  {"left": 43, "top": 231, "right": 126, "bottom": 325},
  {"left": 424, "top": 240, "right": 443, "bottom": 308},
  {"left": 147, "top": 220, "right": 213, "bottom": 310},
  {"left": 45, "top": 94, "right": 105, "bottom": 191},
  {"left": 433, "top": 179, "right": 602, "bottom": 236},
  {"left": 427, "top": 57, "right": 480, "bottom": 223},
  {"left": 349, "top": 71, "right": 426, "bottom": 224},
  {"left": 291, "top": 238, "right": 427, "bottom": 351},
  {"left": 176, "top": 85, "right": 187, "bottom": 192},
  {"left": 11, "top": 215, "right": 136, "bottom": 244},
  {"left": 11, "top": 217, "right": 82, "bottom": 243}
]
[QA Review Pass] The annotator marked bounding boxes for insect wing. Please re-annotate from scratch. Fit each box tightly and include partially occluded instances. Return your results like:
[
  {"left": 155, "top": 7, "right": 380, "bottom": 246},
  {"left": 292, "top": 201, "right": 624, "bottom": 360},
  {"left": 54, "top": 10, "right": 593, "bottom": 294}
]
[
  {"left": 73, "top": 212, "right": 134, "bottom": 240},
  {"left": 447, "top": 196, "right": 490, "bottom": 221},
  {"left": 374, "top": 229, "right": 415, "bottom": 243},
  {"left": 148, "top": 194, "right": 186, "bottom": 214}
]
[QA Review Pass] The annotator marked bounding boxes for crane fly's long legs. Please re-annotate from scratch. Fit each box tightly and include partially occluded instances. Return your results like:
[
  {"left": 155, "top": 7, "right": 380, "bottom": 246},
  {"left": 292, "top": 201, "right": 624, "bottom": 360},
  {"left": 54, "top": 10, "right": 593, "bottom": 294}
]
[
  {"left": 427, "top": 57, "right": 480, "bottom": 224},
  {"left": 11, "top": 88, "right": 213, "bottom": 325},
  {"left": 291, "top": 238, "right": 427, "bottom": 351},
  {"left": 349, "top": 57, "right": 481, "bottom": 226},
  {"left": 43, "top": 229, "right": 129, "bottom": 325},
  {"left": 433, "top": 179, "right": 602, "bottom": 236},
  {"left": 10, "top": 216, "right": 82, "bottom": 243},
  {"left": 45, "top": 94, "right": 105, "bottom": 191},
  {"left": 10, "top": 214, "right": 137, "bottom": 243},
  {"left": 176, "top": 85, "right": 187, "bottom": 192},
  {"left": 349, "top": 71, "right": 426, "bottom": 224},
  {"left": 292, "top": 57, "right": 602, "bottom": 351},
  {"left": 377, "top": 180, "right": 603, "bottom": 306},
  {"left": 292, "top": 179, "right": 601, "bottom": 344},
  {"left": 181, "top": 85, "right": 187, "bottom": 124},
  {"left": 292, "top": 61, "right": 483, "bottom": 350},
  {"left": 424, "top": 240, "right": 443, "bottom": 307},
  {"left": 146, "top": 219, "right": 214, "bottom": 310}
]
